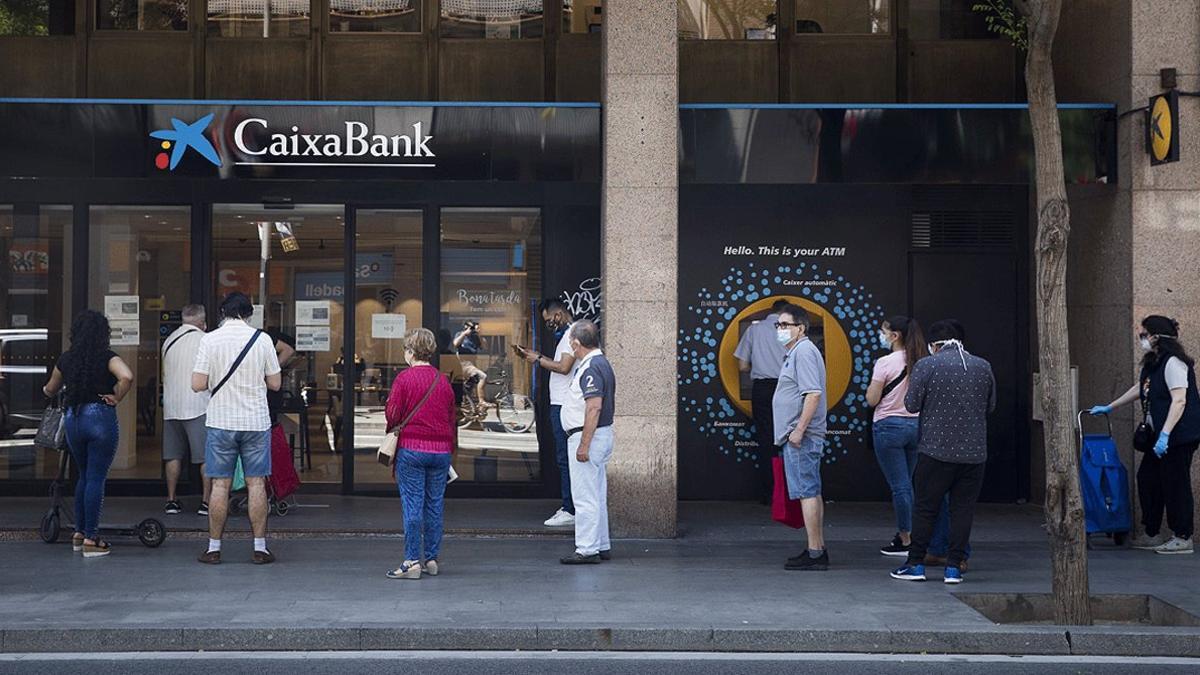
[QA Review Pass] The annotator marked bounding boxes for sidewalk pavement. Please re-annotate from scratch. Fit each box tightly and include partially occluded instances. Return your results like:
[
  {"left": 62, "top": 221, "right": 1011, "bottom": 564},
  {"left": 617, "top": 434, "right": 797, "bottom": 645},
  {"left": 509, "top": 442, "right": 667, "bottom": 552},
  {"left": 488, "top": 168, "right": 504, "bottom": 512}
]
[{"left": 1, "top": 499, "right": 1198, "bottom": 656}]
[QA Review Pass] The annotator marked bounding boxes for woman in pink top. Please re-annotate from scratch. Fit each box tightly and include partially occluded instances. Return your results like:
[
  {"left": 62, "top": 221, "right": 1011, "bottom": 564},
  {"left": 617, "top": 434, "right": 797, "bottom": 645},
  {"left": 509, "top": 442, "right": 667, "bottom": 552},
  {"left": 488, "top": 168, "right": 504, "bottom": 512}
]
[
  {"left": 866, "top": 316, "right": 927, "bottom": 558},
  {"left": 384, "top": 328, "right": 457, "bottom": 580}
]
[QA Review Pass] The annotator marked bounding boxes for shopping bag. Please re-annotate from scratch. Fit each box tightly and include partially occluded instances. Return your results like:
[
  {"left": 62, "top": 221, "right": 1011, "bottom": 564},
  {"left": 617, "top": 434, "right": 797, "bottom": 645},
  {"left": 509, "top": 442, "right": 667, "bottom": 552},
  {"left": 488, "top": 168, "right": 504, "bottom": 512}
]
[
  {"left": 771, "top": 455, "right": 805, "bottom": 529},
  {"left": 270, "top": 425, "right": 301, "bottom": 500},
  {"left": 232, "top": 456, "right": 246, "bottom": 492}
]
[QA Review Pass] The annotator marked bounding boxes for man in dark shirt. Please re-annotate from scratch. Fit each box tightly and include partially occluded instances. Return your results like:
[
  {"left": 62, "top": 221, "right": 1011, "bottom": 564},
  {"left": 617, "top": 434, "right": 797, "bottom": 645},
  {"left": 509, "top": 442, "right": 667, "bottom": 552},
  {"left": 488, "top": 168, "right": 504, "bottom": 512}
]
[
  {"left": 558, "top": 320, "right": 616, "bottom": 564},
  {"left": 891, "top": 319, "right": 995, "bottom": 585}
]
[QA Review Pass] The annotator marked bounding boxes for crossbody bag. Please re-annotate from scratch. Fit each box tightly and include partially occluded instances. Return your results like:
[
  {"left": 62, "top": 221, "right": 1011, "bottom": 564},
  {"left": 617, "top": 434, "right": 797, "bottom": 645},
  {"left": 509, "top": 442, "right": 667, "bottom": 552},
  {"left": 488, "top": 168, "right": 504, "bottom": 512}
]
[{"left": 210, "top": 329, "right": 264, "bottom": 397}]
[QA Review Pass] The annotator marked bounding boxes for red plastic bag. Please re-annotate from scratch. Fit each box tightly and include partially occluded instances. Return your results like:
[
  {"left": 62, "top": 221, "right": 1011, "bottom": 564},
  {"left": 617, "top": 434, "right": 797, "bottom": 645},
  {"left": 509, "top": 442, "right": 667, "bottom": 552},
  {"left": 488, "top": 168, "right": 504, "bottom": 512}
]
[
  {"left": 772, "top": 455, "right": 805, "bottom": 529},
  {"left": 269, "top": 425, "right": 301, "bottom": 501}
]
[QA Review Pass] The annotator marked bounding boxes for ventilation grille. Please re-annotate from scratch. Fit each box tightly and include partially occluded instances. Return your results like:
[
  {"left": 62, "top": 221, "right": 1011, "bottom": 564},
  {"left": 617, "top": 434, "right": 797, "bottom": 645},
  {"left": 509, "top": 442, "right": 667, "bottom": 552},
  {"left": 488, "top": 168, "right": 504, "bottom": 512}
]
[{"left": 911, "top": 210, "right": 1017, "bottom": 250}]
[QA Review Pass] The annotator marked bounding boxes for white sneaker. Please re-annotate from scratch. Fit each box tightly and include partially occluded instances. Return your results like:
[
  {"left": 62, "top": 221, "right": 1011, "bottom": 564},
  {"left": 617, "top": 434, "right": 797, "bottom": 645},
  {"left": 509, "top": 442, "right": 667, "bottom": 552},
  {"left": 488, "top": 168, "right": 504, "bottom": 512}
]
[
  {"left": 1154, "top": 537, "right": 1194, "bottom": 555},
  {"left": 1131, "top": 532, "right": 1170, "bottom": 550},
  {"left": 543, "top": 509, "right": 575, "bottom": 527}
]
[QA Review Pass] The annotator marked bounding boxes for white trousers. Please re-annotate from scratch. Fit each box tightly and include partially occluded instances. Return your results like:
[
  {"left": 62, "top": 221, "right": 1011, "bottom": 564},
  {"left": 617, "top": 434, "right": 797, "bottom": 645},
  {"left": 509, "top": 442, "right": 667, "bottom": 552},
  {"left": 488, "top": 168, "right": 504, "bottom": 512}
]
[{"left": 567, "top": 425, "right": 613, "bottom": 556}]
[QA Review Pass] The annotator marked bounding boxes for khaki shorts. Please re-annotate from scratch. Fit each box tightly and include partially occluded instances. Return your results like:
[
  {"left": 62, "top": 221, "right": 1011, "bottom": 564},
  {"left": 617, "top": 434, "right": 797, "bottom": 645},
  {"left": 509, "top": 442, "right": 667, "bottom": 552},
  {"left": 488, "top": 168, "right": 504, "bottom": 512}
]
[{"left": 163, "top": 415, "right": 207, "bottom": 464}]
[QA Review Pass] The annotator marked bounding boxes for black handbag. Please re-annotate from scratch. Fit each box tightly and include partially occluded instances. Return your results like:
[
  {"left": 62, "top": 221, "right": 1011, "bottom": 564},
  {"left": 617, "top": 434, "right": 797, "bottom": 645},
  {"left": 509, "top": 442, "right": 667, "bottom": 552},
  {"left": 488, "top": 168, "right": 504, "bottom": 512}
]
[
  {"left": 1133, "top": 391, "right": 1155, "bottom": 454},
  {"left": 34, "top": 394, "right": 67, "bottom": 451}
]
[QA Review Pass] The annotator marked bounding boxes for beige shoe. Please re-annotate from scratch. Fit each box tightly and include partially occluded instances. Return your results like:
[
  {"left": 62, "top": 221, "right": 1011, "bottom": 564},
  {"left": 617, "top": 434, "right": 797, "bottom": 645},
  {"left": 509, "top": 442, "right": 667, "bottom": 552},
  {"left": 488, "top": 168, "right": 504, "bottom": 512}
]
[
  {"left": 424, "top": 560, "right": 439, "bottom": 576},
  {"left": 1132, "top": 532, "right": 1170, "bottom": 550},
  {"left": 386, "top": 560, "right": 422, "bottom": 580},
  {"left": 82, "top": 540, "right": 111, "bottom": 558},
  {"left": 1154, "top": 537, "right": 1194, "bottom": 555}
]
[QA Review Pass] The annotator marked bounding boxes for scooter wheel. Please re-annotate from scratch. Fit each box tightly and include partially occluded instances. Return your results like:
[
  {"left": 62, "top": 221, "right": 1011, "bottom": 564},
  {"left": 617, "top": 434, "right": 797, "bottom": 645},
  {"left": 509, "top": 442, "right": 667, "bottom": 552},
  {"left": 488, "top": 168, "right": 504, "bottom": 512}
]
[
  {"left": 275, "top": 501, "right": 290, "bottom": 516},
  {"left": 137, "top": 518, "right": 167, "bottom": 548},
  {"left": 39, "top": 513, "right": 60, "bottom": 544}
]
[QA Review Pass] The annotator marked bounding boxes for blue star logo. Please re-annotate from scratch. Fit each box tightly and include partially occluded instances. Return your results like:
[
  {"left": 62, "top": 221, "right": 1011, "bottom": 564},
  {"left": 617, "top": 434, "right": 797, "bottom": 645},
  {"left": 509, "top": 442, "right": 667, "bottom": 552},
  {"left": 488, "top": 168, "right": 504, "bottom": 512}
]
[{"left": 150, "top": 113, "right": 222, "bottom": 170}]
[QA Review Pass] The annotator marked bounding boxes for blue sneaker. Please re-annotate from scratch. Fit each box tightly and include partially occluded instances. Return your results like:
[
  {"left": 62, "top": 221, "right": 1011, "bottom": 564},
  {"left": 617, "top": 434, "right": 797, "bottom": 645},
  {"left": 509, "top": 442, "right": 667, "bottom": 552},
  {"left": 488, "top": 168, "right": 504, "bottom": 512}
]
[
  {"left": 944, "top": 566, "right": 963, "bottom": 584},
  {"left": 890, "top": 563, "right": 926, "bottom": 581}
]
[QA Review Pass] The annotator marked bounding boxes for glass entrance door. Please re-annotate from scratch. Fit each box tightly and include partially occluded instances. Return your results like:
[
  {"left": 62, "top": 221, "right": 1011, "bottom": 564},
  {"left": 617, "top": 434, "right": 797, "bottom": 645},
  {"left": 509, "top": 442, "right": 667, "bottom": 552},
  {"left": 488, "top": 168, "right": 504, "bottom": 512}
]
[{"left": 211, "top": 204, "right": 346, "bottom": 485}]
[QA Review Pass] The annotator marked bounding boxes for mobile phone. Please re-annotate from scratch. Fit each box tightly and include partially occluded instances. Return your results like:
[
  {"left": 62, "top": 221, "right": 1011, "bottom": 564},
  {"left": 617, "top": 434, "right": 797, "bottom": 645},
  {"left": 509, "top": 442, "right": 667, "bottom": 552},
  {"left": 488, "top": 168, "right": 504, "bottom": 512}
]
[{"left": 511, "top": 344, "right": 526, "bottom": 356}]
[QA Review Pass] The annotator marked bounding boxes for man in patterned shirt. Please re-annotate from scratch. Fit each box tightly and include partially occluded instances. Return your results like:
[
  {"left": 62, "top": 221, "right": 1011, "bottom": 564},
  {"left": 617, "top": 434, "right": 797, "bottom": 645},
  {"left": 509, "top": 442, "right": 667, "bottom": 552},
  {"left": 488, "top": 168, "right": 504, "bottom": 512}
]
[{"left": 891, "top": 319, "right": 995, "bottom": 585}]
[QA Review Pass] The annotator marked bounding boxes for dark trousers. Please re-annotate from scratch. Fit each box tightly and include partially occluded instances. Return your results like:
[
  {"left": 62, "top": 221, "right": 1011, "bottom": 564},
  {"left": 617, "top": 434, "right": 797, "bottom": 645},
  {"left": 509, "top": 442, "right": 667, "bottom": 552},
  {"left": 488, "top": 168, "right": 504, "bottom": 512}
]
[
  {"left": 1138, "top": 441, "right": 1197, "bottom": 539},
  {"left": 550, "top": 405, "right": 574, "bottom": 514},
  {"left": 751, "top": 378, "right": 779, "bottom": 501},
  {"left": 907, "top": 454, "right": 986, "bottom": 568}
]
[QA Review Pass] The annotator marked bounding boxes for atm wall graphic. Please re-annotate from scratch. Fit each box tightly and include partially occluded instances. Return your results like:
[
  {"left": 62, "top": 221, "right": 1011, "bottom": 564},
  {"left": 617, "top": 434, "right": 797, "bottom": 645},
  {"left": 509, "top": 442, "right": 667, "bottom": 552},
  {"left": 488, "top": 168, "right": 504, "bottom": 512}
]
[{"left": 677, "top": 183, "right": 1030, "bottom": 503}]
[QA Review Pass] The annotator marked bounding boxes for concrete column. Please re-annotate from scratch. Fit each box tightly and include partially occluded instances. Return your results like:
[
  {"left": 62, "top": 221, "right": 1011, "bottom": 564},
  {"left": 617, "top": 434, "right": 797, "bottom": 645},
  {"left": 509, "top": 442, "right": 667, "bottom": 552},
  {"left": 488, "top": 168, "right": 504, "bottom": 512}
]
[
  {"left": 600, "top": 1, "right": 678, "bottom": 538},
  {"left": 1127, "top": 0, "right": 1200, "bottom": 534}
]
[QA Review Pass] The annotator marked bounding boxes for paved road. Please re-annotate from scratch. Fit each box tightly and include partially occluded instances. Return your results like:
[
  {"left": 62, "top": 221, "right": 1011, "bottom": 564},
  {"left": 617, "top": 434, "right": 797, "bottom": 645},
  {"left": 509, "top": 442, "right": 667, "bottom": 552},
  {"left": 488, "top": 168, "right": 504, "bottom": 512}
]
[{"left": 2, "top": 652, "right": 1199, "bottom": 674}]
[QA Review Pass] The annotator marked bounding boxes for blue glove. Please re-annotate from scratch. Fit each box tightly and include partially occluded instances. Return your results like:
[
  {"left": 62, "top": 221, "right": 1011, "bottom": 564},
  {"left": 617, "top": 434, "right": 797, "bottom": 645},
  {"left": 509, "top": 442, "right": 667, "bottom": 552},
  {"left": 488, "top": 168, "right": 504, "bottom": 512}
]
[
  {"left": 1154, "top": 431, "right": 1170, "bottom": 457},
  {"left": 1088, "top": 405, "right": 1112, "bottom": 416}
]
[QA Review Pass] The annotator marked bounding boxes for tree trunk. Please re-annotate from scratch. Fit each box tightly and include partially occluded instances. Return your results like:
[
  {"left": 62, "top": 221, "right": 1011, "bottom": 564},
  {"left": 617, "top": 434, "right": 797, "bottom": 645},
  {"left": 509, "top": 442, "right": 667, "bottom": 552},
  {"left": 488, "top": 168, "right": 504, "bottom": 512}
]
[{"left": 1021, "top": 0, "right": 1092, "bottom": 626}]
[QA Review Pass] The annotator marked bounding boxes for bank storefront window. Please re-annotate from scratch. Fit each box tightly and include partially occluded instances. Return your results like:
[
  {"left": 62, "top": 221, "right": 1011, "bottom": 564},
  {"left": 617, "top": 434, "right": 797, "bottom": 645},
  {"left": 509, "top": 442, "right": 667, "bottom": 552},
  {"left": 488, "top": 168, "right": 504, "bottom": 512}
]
[
  {"left": 207, "top": 0, "right": 310, "bottom": 37},
  {"left": 0, "top": 0, "right": 74, "bottom": 35},
  {"left": 351, "top": 209, "right": 424, "bottom": 484},
  {"left": 440, "top": 208, "right": 540, "bottom": 484},
  {"left": 909, "top": 0, "right": 997, "bottom": 40},
  {"left": 96, "top": 0, "right": 188, "bottom": 30},
  {"left": 0, "top": 205, "right": 72, "bottom": 481},
  {"left": 87, "top": 206, "right": 191, "bottom": 480},
  {"left": 330, "top": 0, "right": 420, "bottom": 32},
  {"left": 678, "top": 0, "right": 776, "bottom": 40},
  {"left": 440, "top": 0, "right": 543, "bottom": 39},
  {"left": 794, "top": 0, "right": 888, "bottom": 34},
  {"left": 562, "top": 0, "right": 600, "bottom": 34}
]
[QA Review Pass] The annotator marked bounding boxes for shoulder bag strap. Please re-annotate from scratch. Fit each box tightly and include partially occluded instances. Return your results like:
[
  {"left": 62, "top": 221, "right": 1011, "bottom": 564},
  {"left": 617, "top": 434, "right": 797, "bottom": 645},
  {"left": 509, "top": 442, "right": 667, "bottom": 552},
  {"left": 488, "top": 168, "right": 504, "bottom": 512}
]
[
  {"left": 210, "top": 329, "right": 263, "bottom": 397},
  {"left": 389, "top": 372, "right": 441, "bottom": 435},
  {"left": 163, "top": 328, "right": 199, "bottom": 359},
  {"left": 881, "top": 369, "right": 908, "bottom": 398}
]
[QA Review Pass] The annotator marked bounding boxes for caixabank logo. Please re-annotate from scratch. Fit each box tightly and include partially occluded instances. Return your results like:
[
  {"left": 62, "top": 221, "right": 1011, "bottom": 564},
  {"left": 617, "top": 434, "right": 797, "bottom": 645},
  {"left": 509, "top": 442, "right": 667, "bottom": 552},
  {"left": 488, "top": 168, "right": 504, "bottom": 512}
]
[{"left": 150, "top": 113, "right": 222, "bottom": 171}]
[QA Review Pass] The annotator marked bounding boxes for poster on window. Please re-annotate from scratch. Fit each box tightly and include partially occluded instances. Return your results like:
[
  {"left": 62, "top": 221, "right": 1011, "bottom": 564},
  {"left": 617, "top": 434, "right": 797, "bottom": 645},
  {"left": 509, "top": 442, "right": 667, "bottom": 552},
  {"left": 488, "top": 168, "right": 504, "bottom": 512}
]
[
  {"left": 296, "top": 326, "right": 331, "bottom": 352},
  {"left": 371, "top": 313, "right": 407, "bottom": 339},
  {"left": 103, "top": 295, "right": 140, "bottom": 321},
  {"left": 296, "top": 300, "right": 331, "bottom": 326},
  {"left": 109, "top": 320, "right": 140, "bottom": 346}
]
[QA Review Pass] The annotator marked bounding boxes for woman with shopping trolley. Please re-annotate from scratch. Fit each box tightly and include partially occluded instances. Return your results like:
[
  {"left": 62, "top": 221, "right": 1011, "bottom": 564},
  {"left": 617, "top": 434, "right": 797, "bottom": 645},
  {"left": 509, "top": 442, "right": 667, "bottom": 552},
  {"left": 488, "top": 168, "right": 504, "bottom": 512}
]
[{"left": 1088, "top": 315, "right": 1200, "bottom": 555}]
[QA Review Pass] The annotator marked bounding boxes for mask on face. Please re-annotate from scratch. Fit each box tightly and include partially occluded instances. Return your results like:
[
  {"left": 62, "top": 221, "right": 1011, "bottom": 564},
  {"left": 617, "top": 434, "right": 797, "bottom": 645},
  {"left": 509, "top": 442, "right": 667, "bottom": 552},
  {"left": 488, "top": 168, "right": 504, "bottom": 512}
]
[
  {"left": 879, "top": 332, "right": 892, "bottom": 349},
  {"left": 1140, "top": 337, "right": 1153, "bottom": 353},
  {"left": 776, "top": 328, "right": 793, "bottom": 344}
]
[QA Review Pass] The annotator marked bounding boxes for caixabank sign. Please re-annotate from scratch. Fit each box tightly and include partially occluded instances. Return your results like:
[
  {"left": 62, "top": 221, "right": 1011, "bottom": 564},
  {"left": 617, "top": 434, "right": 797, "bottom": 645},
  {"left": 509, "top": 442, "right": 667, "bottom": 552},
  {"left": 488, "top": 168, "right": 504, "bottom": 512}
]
[{"left": 0, "top": 100, "right": 601, "bottom": 182}]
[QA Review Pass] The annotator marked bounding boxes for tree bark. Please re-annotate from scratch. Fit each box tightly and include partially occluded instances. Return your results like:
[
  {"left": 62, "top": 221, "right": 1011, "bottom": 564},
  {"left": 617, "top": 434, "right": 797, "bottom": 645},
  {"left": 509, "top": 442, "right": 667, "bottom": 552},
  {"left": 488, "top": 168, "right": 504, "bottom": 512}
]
[{"left": 1021, "top": 0, "right": 1092, "bottom": 626}]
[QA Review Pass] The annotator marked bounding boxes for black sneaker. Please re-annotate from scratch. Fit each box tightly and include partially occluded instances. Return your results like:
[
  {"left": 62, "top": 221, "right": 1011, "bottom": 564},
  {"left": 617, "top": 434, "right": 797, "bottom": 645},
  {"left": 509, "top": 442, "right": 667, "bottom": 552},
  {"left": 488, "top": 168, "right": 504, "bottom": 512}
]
[
  {"left": 784, "top": 550, "right": 829, "bottom": 571},
  {"left": 880, "top": 534, "right": 910, "bottom": 557},
  {"left": 197, "top": 502, "right": 209, "bottom": 517},
  {"left": 165, "top": 500, "right": 182, "bottom": 515}
]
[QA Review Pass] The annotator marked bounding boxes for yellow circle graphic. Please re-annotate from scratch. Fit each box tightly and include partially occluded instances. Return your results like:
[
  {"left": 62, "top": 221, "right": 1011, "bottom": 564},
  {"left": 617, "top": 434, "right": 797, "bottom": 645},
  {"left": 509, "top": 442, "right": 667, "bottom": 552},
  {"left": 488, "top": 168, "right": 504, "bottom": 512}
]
[
  {"left": 1151, "top": 95, "right": 1172, "bottom": 162},
  {"left": 161, "top": 140, "right": 171, "bottom": 150},
  {"left": 717, "top": 296, "right": 854, "bottom": 418}
]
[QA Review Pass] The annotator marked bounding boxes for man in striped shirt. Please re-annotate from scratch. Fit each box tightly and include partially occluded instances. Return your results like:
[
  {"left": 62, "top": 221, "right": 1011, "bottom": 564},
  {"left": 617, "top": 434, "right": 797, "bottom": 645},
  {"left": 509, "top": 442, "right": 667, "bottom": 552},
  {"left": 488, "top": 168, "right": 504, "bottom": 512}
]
[
  {"left": 192, "top": 293, "right": 282, "bottom": 565},
  {"left": 161, "top": 304, "right": 211, "bottom": 517}
]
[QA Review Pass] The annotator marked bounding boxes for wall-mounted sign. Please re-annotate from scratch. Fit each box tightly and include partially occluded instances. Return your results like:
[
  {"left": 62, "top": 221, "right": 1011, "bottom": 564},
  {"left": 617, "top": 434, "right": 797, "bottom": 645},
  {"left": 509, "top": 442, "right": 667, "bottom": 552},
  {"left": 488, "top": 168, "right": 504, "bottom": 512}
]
[
  {"left": 1148, "top": 91, "right": 1180, "bottom": 166},
  {"left": 371, "top": 313, "right": 407, "bottom": 339},
  {"left": 232, "top": 120, "right": 435, "bottom": 168},
  {"left": 294, "top": 271, "right": 345, "bottom": 301},
  {"left": 110, "top": 320, "right": 140, "bottom": 346},
  {"left": 103, "top": 295, "right": 139, "bottom": 321},
  {"left": 296, "top": 326, "right": 331, "bottom": 352},
  {"left": 296, "top": 300, "right": 331, "bottom": 326}
]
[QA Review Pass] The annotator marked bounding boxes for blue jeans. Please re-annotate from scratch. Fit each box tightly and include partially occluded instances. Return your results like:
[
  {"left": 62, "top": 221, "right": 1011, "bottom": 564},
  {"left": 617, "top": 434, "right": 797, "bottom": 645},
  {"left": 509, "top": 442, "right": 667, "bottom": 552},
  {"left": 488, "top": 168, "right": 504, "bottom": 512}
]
[
  {"left": 204, "top": 428, "right": 271, "bottom": 478},
  {"left": 64, "top": 403, "right": 119, "bottom": 540},
  {"left": 872, "top": 417, "right": 919, "bottom": 533},
  {"left": 782, "top": 435, "right": 825, "bottom": 499},
  {"left": 550, "top": 405, "right": 574, "bottom": 514},
  {"left": 396, "top": 449, "right": 452, "bottom": 562}
]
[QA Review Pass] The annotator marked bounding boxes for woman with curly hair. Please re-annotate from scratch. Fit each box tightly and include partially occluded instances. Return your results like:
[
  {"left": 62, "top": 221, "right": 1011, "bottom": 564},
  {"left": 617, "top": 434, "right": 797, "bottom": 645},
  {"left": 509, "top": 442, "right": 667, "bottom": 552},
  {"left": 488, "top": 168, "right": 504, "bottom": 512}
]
[{"left": 42, "top": 310, "right": 133, "bottom": 558}]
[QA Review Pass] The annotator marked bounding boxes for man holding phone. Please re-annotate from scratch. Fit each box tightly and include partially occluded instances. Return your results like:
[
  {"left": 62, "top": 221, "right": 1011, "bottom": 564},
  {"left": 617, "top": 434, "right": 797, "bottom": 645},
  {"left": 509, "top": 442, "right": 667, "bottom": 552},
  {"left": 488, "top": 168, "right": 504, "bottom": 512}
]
[{"left": 519, "top": 298, "right": 579, "bottom": 527}]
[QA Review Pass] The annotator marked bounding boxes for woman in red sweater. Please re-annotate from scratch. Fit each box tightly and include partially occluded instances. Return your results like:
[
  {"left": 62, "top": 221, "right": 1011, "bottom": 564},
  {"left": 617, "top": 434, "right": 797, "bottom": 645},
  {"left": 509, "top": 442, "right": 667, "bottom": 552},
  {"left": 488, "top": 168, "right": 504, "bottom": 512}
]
[{"left": 384, "top": 328, "right": 457, "bottom": 580}]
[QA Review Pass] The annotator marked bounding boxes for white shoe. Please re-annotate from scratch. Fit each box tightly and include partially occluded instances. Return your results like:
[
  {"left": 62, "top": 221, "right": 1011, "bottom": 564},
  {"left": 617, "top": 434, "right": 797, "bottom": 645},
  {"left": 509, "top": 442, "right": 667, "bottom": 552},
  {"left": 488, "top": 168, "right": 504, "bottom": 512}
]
[
  {"left": 544, "top": 509, "right": 575, "bottom": 527},
  {"left": 1154, "top": 537, "right": 1194, "bottom": 555},
  {"left": 1132, "top": 532, "right": 1170, "bottom": 550}
]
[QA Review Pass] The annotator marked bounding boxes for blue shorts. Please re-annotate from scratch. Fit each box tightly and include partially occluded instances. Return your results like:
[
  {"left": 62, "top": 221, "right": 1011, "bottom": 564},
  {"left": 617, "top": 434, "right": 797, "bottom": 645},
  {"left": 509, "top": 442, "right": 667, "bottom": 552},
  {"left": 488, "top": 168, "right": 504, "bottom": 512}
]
[
  {"left": 782, "top": 435, "right": 825, "bottom": 499},
  {"left": 204, "top": 428, "right": 271, "bottom": 479}
]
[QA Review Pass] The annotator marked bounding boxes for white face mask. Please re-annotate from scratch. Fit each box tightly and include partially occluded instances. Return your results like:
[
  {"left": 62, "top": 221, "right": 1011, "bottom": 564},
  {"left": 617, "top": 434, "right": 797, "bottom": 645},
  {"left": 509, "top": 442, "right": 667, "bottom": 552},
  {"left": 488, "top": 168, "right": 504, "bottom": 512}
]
[
  {"left": 1140, "top": 338, "right": 1153, "bottom": 353},
  {"left": 776, "top": 328, "right": 793, "bottom": 344},
  {"left": 879, "top": 332, "right": 892, "bottom": 349}
]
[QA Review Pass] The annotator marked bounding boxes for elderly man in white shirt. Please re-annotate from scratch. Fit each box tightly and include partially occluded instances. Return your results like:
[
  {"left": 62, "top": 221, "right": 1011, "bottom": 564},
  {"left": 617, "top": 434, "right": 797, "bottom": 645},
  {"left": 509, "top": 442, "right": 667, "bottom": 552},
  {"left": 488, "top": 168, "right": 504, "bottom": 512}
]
[
  {"left": 192, "top": 292, "right": 282, "bottom": 565},
  {"left": 161, "top": 304, "right": 212, "bottom": 517}
]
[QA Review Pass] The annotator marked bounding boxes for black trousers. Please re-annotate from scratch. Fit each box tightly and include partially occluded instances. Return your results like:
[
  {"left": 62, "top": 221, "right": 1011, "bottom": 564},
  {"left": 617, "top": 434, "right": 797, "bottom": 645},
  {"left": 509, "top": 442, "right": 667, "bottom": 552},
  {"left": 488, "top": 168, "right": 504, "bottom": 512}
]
[
  {"left": 1138, "top": 441, "right": 1197, "bottom": 539},
  {"left": 907, "top": 454, "right": 986, "bottom": 568},
  {"left": 751, "top": 378, "right": 779, "bottom": 501}
]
